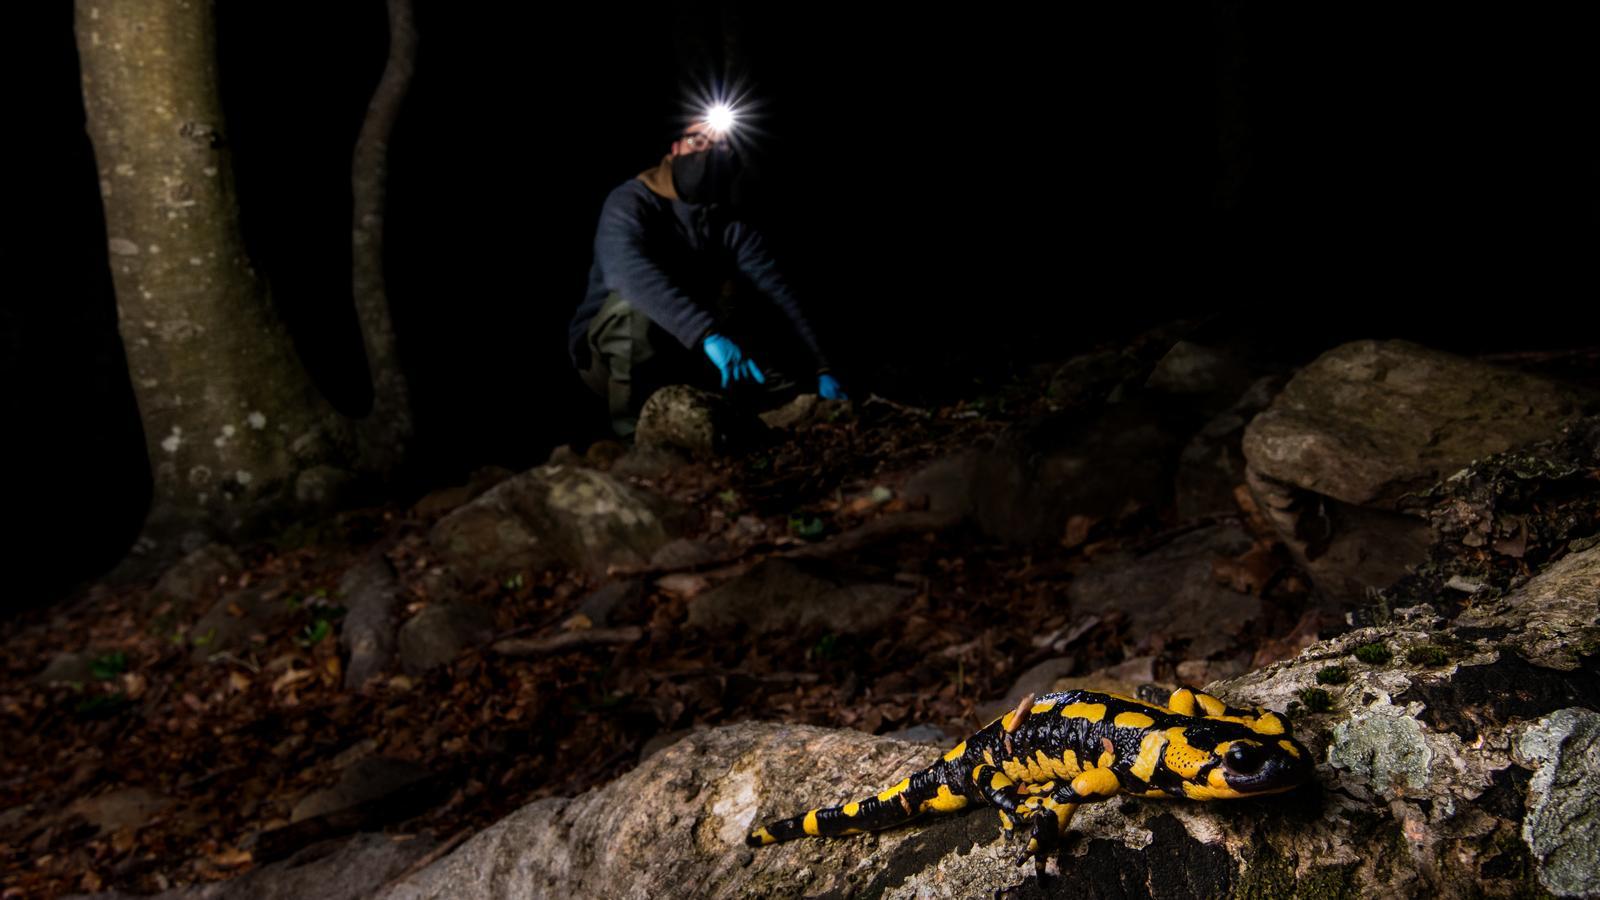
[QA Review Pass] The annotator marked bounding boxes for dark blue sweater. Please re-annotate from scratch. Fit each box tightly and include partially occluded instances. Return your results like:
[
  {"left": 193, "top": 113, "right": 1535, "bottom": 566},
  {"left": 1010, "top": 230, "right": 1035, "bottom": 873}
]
[{"left": 569, "top": 177, "right": 828, "bottom": 372}]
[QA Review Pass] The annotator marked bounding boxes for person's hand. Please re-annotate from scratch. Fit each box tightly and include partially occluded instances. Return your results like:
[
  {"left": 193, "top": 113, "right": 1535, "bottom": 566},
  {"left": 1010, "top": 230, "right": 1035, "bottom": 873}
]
[
  {"left": 702, "top": 334, "right": 765, "bottom": 388},
  {"left": 818, "top": 373, "right": 848, "bottom": 400}
]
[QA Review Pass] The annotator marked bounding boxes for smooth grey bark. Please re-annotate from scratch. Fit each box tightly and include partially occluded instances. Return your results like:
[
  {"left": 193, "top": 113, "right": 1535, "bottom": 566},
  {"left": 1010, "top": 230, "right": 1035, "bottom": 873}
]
[
  {"left": 75, "top": 0, "right": 352, "bottom": 562},
  {"left": 350, "top": 0, "right": 417, "bottom": 475}
]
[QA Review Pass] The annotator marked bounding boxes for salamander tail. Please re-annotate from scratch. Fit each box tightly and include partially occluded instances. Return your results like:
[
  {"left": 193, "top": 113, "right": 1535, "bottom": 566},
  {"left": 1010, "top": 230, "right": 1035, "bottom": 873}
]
[{"left": 746, "top": 766, "right": 970, "bottom": 847}]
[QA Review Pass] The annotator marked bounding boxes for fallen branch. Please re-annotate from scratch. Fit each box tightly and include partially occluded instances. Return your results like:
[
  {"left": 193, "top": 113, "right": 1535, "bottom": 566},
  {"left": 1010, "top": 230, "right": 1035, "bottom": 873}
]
[
  {"left": 492, "top": 626, "right": 643, "bottom": 657},
  {"left": 785, "top": 510, "right": 964, "bottom": 560},
  {"left": 380, "top": 828, "right": 472, "bottom": 892}
]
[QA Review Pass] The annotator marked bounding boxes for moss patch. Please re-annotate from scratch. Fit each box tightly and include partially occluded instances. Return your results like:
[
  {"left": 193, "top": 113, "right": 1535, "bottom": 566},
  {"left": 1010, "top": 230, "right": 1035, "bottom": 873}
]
[
  {"left": 1315, "top": 665, "right": 1350, "bottom": 685},
  {"left": 1353, "top": 643, "right": 1393, "bottom": 665},
  {"left": 1404, "top": 645, "right": 1450, "bottom": 666}
]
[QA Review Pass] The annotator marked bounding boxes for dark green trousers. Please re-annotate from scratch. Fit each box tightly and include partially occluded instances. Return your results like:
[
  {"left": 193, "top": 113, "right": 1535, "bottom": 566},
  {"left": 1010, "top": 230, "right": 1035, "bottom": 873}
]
[{"left": 579, "top": 292, "right": 802, "bottom": 437}]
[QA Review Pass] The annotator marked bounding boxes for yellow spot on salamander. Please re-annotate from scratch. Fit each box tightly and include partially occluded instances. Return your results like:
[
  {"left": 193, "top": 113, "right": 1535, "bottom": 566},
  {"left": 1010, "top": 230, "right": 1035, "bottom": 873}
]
[
  {"left": 1163, "top": 727, "right": 1214, "bottom": 779},
  {"left": 1279, "top": 739, "right": 1301, "bottom": 759},
  {"left": 1114, "top": 711, "right": 1156, "bottom": 729},
  {"left": 942, "top": 741, "right": 968, "bottom": 761},
  {"left": 1072, "top": 766, "right": 1122, "bottom": 798},
  {"left": 1252, "top": 713, "right": 1286, "bottom": 736},
  {"left": 751, "top": 827, "right": 778, "bottom": 845},
  {"left": 802, "top": 809, "right": 821, "bottom": 835},
  {"left": 1030, "top": 701, "right": 1057, "bottom": 714},
  {"left": 1183, "top": 767, "right": 1246, "bottom": 800},
  {"left": 1097, "top": 748, "right": 1116, "bottom": 769},
  {"left": 1167, "top": 688, "right": 1197, "bottom": 716},
  {"left": 876, "top": 779, "right": 910, "bottom": 802},
  {"left": 920, "top": 784, "right": 968, "bottom": 813},
  {"left": 843, "top": 801, "right": 860, "bottom": 816},
  {"left": 998, "top": 810, "right": 1014, "bottom": 831},
  {"left": 1129, "top": 730, "right": 1169, "bottom": 782},
  {"left": 1059, "top": 702, "right": 1108, "bottom": 722},
  {"left": 1196, "top": 693, "right": 1227, "bottom": 717},
  {"left": 983, "top": 749, "right": 995, "bottom": 767}
]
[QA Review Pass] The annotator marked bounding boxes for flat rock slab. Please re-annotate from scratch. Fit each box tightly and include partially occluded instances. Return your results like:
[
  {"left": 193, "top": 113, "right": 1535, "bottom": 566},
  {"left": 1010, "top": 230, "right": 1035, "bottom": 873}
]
[
  {"left": 385, "top": 545, "right": 1600, "bottom": 900},
  {"left": 429, "top": 465, "right": 691, "bottom": 580},
  {"left": 687, "top": 558, "right": 913, "bottom": 636},
  {"left": 396, "top": 603, "right": 494, "bottom": 674},
  {"left": 77, "top": 832, "right": 437, "bottom": 900},
  {"left": 292, "top": 757, "right": 433, "bottom": 824}
]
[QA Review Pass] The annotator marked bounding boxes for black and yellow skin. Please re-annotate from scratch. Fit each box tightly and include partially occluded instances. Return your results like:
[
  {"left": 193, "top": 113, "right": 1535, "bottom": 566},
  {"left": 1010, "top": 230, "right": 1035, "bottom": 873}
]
[{"left": 747, "top": 687, "right": 1312, "bottom": 862}]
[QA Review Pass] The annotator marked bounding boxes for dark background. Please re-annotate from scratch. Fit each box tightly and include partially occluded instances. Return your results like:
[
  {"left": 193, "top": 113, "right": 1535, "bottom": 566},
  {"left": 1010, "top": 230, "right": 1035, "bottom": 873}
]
[{"left": 3, "top": 1, "right": 1595, "bottom": 607}]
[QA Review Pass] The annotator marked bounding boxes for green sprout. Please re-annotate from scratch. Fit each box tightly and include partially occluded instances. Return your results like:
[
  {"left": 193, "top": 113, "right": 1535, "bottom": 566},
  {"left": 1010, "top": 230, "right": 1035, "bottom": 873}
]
[{"left": 90, "top": 651, "right": 128, "bottom": 681}]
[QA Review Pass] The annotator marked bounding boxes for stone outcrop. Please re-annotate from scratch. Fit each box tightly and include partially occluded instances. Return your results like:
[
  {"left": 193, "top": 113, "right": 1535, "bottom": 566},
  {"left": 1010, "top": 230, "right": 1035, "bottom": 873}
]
[
  {"left": 428, "top": 465, "right": 692, "bottom": 580},
  {"left": 1242, "top": 340, "right": 1595, "bottom": 604},
  {"left": 381, "top": 543, "right": 1600, "bottom": 899}
]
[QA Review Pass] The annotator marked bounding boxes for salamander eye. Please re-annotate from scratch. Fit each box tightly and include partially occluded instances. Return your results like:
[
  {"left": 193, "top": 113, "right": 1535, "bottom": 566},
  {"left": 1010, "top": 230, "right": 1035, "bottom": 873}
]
[{"left": 1224, "top": 742, "right": 1265, "bottom": 775}]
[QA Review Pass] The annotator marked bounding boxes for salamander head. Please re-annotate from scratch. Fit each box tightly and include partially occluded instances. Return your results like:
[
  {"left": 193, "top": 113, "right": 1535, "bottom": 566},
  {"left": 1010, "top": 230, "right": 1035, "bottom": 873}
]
[
  {"left": 1159, "top": 715, "right": 1313, "bottom": 800},
  {"left": 1211, "top": 730, "right": 1312, "bottom": 795}
]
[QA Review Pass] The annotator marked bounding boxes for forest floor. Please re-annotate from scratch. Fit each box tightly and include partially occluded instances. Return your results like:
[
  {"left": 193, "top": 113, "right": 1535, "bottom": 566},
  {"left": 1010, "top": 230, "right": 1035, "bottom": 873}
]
[{"left": 3, "top": 342, "right": 1596, "bottom": 898}]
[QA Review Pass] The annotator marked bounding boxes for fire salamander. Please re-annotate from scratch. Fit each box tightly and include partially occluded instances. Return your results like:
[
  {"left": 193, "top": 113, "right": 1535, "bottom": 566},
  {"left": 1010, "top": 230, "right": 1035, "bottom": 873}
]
[{"left": 747, "top": 687, "right": 1312, "bottom": 863}]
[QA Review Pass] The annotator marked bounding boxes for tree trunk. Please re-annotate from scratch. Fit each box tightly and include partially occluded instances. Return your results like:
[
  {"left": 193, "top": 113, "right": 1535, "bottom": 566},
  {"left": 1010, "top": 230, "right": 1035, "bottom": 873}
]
[
  {"left": 75, "top": 0, "right": 350, "bottom": 563},
  {"left": 351, "top": 0, "right": 417, "bottom": 476}
]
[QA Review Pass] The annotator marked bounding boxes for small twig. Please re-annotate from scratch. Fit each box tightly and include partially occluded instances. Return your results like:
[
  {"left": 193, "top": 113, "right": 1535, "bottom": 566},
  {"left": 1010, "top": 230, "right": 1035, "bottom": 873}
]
[
  {"left": 381, "top": 828, "right": 472, "bottom": 891},
  {"left": 865, "top": 392, "right": 933, "bottom": 418},
  {"left": 786, "top": 510, "right": 964, "bottom": 559},
  {"left": 492, "top": 627, "right": 643, "bottom": 657}
]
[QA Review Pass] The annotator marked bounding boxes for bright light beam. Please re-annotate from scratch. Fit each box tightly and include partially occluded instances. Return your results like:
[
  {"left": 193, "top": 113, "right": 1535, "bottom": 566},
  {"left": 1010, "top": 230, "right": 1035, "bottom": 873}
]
[{"left": 706, "top": 103, "right": 737, "bottom": 134}]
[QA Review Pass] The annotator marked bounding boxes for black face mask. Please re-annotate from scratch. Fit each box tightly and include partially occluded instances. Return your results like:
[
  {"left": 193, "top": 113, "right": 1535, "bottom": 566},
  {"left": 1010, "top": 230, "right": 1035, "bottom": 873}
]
[{"left": 672, "top": 149, "right": 740, "bottom": 204}]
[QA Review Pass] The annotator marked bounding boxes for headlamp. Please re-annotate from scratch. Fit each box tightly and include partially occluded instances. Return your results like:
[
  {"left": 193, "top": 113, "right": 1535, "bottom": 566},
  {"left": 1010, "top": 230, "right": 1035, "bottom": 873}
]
[{"left": 705, "top": 103, "right": 737, "bottom": 134}]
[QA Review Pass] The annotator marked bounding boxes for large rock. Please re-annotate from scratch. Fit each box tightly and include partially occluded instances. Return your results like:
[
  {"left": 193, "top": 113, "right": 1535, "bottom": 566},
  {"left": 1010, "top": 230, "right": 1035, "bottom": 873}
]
[
  {"left": 1066, "top": 523, "right": 1264, "bottom": 659},
  {"left": 384, "top": 544, "right": 1600, "bottom": 900},
  {"left": 687, "top": 558, "right": 913, "bottom": 636},
  {"left": 428, "top": 465, "right": 692, "bottom": 580},
  {"left": 900, "top": 451, "right": 978, "bottom": 518},
  {"left": 635, "top": 385, "right": 767, "bottom": 458},
  {"left": 1242, "top": 340, "right": 1595, "bottom": 604},
  {"left": 1145, "top": 340, "right": 1259, "bottom": 418},
  {"left": 971, "top": 398, "right": 1193, "bottom": 544}
]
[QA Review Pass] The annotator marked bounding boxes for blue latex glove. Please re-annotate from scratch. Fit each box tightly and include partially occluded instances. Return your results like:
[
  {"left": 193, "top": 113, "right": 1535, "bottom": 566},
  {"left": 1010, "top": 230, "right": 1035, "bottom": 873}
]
[
  {"left": 701, "top": 334, "right": 765, "bottom": 388},
  {"left": 818, "top": 373, "right": 848, "bottom": 400}
]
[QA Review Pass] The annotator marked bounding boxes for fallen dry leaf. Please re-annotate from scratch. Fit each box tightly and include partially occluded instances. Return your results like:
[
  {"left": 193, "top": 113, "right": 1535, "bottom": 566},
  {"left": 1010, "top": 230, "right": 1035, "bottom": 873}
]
[
  {"left": 656, "top": 574, "right": 709, "bottom": 597},
  {"left": 207, "top": 847, "right": 252, "bottom": 868},
  {"left": 122, "top": 672, "right": 148, "bottom": 700},
  {"left": 270, "top": 668, "right": 313, "bottom": 695}
]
